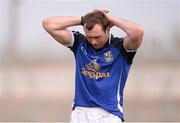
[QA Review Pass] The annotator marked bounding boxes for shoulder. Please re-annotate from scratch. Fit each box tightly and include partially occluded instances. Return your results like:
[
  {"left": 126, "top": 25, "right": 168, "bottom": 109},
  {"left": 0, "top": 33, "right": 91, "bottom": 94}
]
[
  {"left": 72, "top": 31, "right": 87, "bottom": 43},
  {"left": 69, "top": 31, "right": 87, "bottom": 54},
  {"left": 111, "top": 35, "right": 137, "bottom": 64}
]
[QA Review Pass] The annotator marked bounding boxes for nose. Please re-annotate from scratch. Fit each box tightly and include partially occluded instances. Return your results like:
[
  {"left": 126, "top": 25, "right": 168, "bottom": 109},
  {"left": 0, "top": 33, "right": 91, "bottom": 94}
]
[{"left": 90, "top": 39, "right": 97, "bottom": 45}]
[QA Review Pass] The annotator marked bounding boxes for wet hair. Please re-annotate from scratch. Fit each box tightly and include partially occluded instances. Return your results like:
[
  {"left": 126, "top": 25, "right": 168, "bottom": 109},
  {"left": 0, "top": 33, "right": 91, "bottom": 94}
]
[{"left": 81, "top": 10, "right": 110, "bottom": 32}]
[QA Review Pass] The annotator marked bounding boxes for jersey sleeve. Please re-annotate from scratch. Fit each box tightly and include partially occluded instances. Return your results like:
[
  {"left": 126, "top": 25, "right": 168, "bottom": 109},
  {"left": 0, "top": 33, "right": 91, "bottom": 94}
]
[
  {"left": 68, "top": 31, "right": 84, "bottom": 54},
  {"left": 113, "top": 37, "right": 136, "bottom": 64}
]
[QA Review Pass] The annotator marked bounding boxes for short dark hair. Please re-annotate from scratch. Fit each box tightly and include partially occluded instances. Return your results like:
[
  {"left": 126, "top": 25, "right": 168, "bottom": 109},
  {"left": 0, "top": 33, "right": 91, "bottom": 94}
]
[{"left": 82, "top": 11, "right": 109, "bottom": 32}]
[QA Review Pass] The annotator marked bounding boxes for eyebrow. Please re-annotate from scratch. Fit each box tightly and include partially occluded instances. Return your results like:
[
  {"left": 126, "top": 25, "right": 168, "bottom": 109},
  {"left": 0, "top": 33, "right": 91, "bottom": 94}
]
[{"left": 87, "top": 35, "right": 101, "bottom": 38}]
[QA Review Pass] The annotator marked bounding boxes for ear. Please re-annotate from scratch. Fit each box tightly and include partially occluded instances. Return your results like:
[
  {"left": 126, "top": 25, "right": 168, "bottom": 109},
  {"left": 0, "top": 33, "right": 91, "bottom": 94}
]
[
  {"left": 106, "top": 26, "right": 110, "bottom": 34},
  {"left": 83, "top": 24, "right": 87, "bottom": 32}
]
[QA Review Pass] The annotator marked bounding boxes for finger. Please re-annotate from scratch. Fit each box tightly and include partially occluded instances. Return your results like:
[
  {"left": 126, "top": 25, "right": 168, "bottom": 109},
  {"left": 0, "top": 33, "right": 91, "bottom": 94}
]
[
  {"left": 102, "top": 9, "right": 109, "bottom": 13},
  {"left": 94, "top": 9, "right": 109, "bottom": 14}
]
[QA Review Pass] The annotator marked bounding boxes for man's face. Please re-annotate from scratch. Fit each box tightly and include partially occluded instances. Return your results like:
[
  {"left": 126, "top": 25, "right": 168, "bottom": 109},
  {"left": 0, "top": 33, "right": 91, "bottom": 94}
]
[{"left": 84, "top": 24, "right": 109, "bottom": 49}]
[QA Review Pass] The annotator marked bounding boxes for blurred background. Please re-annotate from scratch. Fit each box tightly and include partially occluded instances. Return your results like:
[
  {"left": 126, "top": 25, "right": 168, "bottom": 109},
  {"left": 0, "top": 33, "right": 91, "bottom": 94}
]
[{"left": 0, "top": 0, "right": 180, "bottom": 122}]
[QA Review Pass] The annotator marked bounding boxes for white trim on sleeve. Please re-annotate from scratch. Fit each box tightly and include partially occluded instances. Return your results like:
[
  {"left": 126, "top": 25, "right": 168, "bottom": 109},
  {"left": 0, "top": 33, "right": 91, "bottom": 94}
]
[
  {"left": 125, "top": 48, "right": 137, "bottom": 53},
  {"left": 122, "top": 41, "right": 137, "bottom": 52}
]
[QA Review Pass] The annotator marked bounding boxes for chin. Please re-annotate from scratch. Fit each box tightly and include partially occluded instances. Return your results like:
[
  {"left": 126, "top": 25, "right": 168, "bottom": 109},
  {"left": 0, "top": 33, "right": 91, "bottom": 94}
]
[
  {"left": 94, "top": 46, "right": 100, "bottom": 49},
  {"left": 93, "top": 45, "right": 103, "bottom": 49}
]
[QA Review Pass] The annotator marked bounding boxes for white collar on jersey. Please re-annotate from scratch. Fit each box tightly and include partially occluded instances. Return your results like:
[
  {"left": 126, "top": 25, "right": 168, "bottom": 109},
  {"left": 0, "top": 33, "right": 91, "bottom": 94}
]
[{"left": 108, "top": 33, "right": 111, "bottom": 45}]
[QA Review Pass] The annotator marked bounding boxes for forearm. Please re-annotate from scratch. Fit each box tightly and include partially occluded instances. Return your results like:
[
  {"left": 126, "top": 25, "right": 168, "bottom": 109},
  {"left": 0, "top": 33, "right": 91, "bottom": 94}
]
[
  {"left": 42, "top": 16, "right": 81, "bottom": 46},
  {"left": 43, "top": 16, "right": 81, "bottom": 31},
  {"left": 110, "top": 17, "right": 143, "bottom": 39},
  {"left": 109, "top": 16, "right": 144, "bottom": 50},
  {"left": 99, "top": 9, "right": 144, "bottom": 45}
]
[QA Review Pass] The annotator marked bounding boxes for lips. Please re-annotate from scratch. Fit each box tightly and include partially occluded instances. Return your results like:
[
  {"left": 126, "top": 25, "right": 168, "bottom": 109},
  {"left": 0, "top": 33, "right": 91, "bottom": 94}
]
[{"left": 93, "top": 44, "right": 99, "bottom": 49}]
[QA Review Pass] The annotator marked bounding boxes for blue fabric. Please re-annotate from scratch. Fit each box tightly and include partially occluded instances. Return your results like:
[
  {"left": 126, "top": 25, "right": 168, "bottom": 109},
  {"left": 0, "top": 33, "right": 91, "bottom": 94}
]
[{"left": 69, "top": 31, "right": 136, "bottom": 121}]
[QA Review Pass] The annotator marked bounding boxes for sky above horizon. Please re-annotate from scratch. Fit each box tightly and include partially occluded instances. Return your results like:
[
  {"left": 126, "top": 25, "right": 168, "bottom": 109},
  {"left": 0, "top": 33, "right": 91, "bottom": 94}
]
[{"left": 0, "top": 0, "right": 179, "bottom": 60}]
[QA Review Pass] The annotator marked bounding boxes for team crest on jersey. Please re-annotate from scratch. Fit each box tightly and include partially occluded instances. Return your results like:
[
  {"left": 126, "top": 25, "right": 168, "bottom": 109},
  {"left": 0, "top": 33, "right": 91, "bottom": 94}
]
[{"left": 103, "top": 51, "right": 113, "bottom": 62}]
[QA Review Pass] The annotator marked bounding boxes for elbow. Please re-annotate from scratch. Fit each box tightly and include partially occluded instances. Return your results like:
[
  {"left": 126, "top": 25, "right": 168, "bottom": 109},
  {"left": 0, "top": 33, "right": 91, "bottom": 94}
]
[
  {"left": 129, "top": 26, "right": 144, "bottom": 41},
  {"left": 42, "top": 18, "right": 54, "bottom": 33},
  {"left": 137, "top": 26, "right": 144, "bottom": 39},
  {"left": 126, "top": 26, "right": 144, "bottom": 50}
]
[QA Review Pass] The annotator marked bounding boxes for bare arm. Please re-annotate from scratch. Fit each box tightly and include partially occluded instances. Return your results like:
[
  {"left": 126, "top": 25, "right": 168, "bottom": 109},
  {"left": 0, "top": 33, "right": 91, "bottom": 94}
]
[
  {"left": 102, "top": 9, "right": 144, "bottom": 50},
  {"left": 42, "top": 16, "right": 81, "bottom": 46},
  {"left": 110, "top": 17, "right": 144, "bottom": 50}
]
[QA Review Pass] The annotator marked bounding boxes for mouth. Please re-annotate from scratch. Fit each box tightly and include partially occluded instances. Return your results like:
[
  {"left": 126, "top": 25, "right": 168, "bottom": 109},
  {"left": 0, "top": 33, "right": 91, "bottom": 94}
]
[
  {"left": 92, "top": 44, "right": 100, "bottom": 49},
  {"left": 92, "top": 44, "right": 104, "bottom": 50}
]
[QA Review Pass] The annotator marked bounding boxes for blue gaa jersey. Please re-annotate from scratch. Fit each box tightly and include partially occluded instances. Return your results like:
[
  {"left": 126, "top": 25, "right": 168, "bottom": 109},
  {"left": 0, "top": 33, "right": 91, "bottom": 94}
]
[{"left": 68, "top": 31, "right": 136, "bottom": 121}]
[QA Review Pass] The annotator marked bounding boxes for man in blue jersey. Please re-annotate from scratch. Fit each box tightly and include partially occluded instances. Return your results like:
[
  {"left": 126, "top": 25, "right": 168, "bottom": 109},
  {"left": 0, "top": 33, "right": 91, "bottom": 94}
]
[{"left": 43, "top": 9, "right": 144, "bottom": 123}]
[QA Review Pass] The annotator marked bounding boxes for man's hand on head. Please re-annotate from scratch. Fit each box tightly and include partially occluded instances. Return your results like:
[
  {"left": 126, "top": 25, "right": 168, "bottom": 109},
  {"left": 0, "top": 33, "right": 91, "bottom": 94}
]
[{"left": 94, "top": 9, "right": 114, "bottom": 28}]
